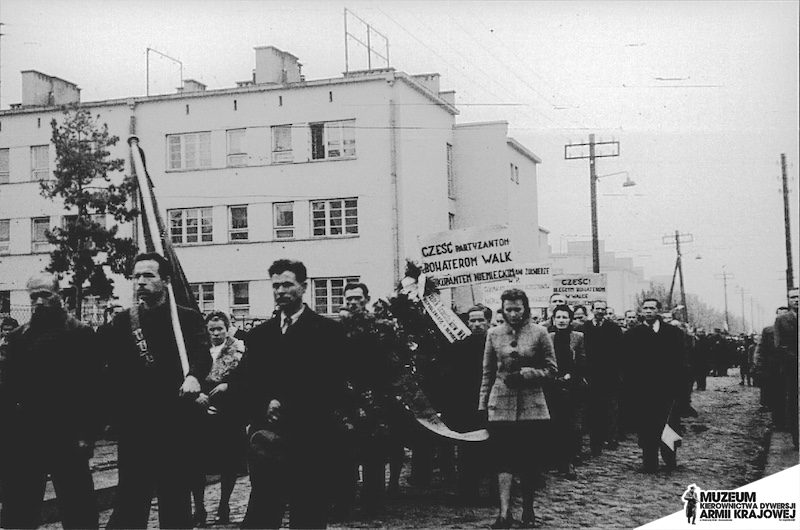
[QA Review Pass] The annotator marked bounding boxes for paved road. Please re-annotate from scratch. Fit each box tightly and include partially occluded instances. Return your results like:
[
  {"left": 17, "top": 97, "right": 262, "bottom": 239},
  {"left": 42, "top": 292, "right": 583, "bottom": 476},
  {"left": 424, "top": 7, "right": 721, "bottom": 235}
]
[{"left": 45, "top": 371, "right": 793, "bottom": 528}]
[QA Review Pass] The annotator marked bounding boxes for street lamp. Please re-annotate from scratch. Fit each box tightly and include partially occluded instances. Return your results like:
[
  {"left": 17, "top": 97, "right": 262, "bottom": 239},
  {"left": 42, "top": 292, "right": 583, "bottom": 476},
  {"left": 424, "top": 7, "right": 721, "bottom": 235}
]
[{"left": 591, "top": 170, "right": 636, "bottom": 272}]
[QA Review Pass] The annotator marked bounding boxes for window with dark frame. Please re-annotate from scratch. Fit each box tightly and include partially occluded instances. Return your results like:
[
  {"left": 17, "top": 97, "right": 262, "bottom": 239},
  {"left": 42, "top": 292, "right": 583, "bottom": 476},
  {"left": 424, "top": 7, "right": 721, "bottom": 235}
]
[
  {"left": 312, "top": 276, "right": 359, "bottom": 316},
  {"left": 169, "top": 207, "right": 213, "bottom": 245},
  {"left": 273, "top": 202, "right": 294, "bottom": 239},
  {"left": 191, "top": 282, "right": 215, "bottom": 313},
  {"left": 310, "top": 120, "right": 356, "bottom": 160},
  {"left": 0, "top": 219, "right": 9, "bottom": 254},
  {"left": 0, "top": 149, "right": 9, "bottom": 184},
  {"left": 31, "top": 217, "right": 50, "bottom": 252},
  {"left": 229, "top": 205, "right": 248, "bottom": 241},
  {"left": 311, "top": 198, "right": 358, "bottom": 237}
]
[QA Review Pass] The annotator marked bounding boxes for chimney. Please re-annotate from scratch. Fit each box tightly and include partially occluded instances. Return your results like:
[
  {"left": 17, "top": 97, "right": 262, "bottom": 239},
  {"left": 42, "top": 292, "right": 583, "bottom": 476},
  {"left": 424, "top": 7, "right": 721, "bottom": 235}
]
[
  {"left": 254, "top": 46, "right": 302, "bottom": 85},
  {"left": 438, "top": 90, "right": 456, "bottom": 106},
  {"left": 410, "top": 73, "right": 440, "bottom": 94},
  {"left": 178, "top": 79, "right": 207, "bottom": 93},
  {"left": 21, "top": 70, "right": 80, "bottom": 107}
]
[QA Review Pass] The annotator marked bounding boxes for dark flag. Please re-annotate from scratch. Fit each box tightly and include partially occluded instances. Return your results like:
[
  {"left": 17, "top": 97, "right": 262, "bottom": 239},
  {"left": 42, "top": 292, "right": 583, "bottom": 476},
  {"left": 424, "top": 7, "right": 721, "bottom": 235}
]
[
  {"left": 128, "top": 136, "right": 194, "bottom": 375},
  {"left": 128, "top": 141, "right": 198, "bottom": 312}
]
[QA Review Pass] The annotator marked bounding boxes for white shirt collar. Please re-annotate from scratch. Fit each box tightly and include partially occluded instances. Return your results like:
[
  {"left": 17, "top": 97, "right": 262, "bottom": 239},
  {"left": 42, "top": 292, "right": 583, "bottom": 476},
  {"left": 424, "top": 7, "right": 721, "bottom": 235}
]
[{"left": 651, "top": 319, "right": 661, "bottom": 333}]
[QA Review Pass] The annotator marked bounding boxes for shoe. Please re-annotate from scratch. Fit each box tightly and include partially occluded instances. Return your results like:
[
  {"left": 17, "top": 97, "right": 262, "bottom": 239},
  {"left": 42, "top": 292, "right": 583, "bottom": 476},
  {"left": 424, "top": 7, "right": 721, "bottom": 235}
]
[
  {"left": 639, "top": 465, "right": 658, "bottom": 474},
  {"left": 520, "top": 508, "right": 537, "bottom": 528},
  {"left": 193, "top": 508, "right": 208, "bottom": 527},
  {"left": 563, "top": 463, "right": 577, "bottom": 480},
  {"left": 606, "top": 440, "right": 619, "bottom": 450},
  {"left": 490, "top": 515, "right": 519, "bottom": 529},
  {"left": 214, "top": 505, "right": 230, "bottom": 525},
  {"left": 590, "top": 446, "right": 602, "bottom": 457}
]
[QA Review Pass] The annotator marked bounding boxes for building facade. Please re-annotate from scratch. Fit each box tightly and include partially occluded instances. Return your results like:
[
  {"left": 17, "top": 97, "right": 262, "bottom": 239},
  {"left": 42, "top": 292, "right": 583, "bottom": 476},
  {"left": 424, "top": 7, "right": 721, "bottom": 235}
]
[{"left": 0, "top": 46, "right": 545, "bottom": 321}]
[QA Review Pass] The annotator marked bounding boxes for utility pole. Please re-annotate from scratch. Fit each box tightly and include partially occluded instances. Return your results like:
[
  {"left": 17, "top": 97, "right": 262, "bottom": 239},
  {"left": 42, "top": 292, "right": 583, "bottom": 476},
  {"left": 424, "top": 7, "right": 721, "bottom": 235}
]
[
  {"left": 0, "top": 22, "right": 5, "bottom": 110},
  {"left": 663, "top": 231, "right": 693, "bottom": 323},
  {"left": 715, "top": 267, "right": 734, "bottom": 333},
  {"left": 565, "top": 134, "right": 620, "bottom": 273},
  {"left": 737, "top": 286, "right": 748, "bottom": 334},
  {"left": 780, "top": 154, "right": 795, "bottom": 298},
  {"left": 749, "top": 296, "right": 754, "bottom": 334}
]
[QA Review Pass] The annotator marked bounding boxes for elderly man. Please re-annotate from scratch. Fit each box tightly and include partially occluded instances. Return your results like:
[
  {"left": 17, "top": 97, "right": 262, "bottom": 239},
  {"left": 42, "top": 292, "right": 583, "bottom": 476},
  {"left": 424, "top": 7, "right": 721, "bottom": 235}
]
[
  {"left": 240, "top": 259, "right": 347, "bottom": 529},
  {"left": 1, "top": 273, "right": 99, "bottom": 529},
  {"left": 104, "top": 253, "right": 211, "bottom": 529}
]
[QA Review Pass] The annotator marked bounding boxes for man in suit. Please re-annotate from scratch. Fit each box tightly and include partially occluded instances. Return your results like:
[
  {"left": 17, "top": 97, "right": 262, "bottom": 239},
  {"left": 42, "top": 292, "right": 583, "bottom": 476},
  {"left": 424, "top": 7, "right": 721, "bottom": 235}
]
[
  {"left": 623, "top": 298, "right": 685, "bottom": 473},
  {"left": 774, "top": 288, "right": 798, "bottom": 449},
  {"left": 582, "top": 300, "right": 624, "bottom": 455},
  {"left": 753, "top": 307, "right": 790, "bottom": 427},
  {"left": 241, "top": 259, "right": 347, "bottom": 529},
  {"left": 104, "top": 253, "right": 211, "bottom": 529}
]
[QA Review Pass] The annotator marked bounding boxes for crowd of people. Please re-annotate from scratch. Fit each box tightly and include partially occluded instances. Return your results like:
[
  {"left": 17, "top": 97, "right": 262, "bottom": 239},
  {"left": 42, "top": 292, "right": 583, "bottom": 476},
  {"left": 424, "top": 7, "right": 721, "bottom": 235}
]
[{"left": 0, "top": 254, "right": 796, "bottom": 529}]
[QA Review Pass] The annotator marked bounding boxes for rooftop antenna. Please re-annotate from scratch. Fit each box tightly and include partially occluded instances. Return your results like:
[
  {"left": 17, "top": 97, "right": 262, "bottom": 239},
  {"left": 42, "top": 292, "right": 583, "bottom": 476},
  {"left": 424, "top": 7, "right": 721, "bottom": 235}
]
[
  {"left": 146, "top": 47, "right": 183, "bottom": 96},
  {"left": 344, "top": 8, "right": 389, "bottom": 73}
]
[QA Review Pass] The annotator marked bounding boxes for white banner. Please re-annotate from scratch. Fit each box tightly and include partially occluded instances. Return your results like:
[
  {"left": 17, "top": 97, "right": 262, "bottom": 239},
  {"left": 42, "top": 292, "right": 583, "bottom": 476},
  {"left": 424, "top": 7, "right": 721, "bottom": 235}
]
[
  {"left": 480, "top": 263, "right": 553, "bottom": 309},
  {"left": 421, "top": 292, "right": 471, "bottom": 343},
  {"left": 418, "top": 225, "right": 515, "bottom": 289},
  {"left": 552, "top": 273, "right": 607, "bottom": 305}
]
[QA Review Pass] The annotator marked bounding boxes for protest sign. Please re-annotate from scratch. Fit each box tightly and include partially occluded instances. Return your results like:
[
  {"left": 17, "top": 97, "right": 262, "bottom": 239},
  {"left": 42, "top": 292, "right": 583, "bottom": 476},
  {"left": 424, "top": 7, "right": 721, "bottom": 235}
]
[
  {"left": 552, "top": 273, "right": 607, "bottom": 304},
  {"left": 418, "top": 225, "right": 515, "bottom": 288},
  {"left": 480, "top": 263, "right": 553, "bottom": 309}
]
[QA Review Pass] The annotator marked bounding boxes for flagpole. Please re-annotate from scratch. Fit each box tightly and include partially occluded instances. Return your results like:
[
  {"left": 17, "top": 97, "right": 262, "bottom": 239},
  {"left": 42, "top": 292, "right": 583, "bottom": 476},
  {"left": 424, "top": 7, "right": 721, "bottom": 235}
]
[{"left": 128, "top": 136, "right": 190, "bottom": 377}]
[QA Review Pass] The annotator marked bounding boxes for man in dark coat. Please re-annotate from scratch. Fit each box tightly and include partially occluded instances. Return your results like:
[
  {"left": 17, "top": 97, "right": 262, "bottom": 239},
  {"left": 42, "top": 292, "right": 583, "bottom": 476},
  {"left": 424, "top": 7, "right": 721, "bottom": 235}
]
[
  {"left": 582, "top": 300, "right": 624, "bottom": 455},
  {"left": 104, "top": 253, "right": 211, "bottom": 529},
  {"left": 692, "top": 329, "right": 712, "bottom": 391},
  {"left": 332, "top": 282, "right": 395, "bottom": 517},
  {"left": 623, "top": 298, "right": 685, "bottom": 473},
  {"left": 774, "top": 288, "right": 798, "bottom": 449},
  {"left": 442, "top": 304, "right": 492, "bottom": 503},
  {"left": 753, "top": 307, "right": 790, "bottom": 427},
  {"left": 240, "top": 259, "right": 347, "bottom": 529},
  {"left": 1, "top": 273, "right": 100, "bottom": 529}
]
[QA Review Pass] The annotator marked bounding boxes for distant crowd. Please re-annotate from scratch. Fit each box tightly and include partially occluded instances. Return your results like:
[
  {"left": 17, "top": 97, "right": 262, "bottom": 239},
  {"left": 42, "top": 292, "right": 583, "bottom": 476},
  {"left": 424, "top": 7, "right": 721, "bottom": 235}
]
[{"left": 0, "top": 256, "right": 796, "bottom": 529}]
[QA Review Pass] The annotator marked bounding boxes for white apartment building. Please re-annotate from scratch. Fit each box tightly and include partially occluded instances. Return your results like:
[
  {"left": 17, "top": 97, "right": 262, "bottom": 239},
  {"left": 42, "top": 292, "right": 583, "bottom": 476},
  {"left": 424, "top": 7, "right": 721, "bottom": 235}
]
[{"left": 0, "top": 46, "right": 545, "bottom": 320}]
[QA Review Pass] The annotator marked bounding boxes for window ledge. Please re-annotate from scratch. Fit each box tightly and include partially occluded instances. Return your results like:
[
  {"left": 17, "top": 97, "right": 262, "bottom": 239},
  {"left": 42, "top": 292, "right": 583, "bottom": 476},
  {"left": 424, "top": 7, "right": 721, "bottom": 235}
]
[{"left": 172, "top": 234, "right": 360, "bottom": 248}]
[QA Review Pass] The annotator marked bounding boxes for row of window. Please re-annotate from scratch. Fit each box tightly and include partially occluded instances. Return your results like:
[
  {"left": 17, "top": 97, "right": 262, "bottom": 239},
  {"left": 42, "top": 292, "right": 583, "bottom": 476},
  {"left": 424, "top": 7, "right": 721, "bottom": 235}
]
[
  {"left": 0, "top": 146, "right": 49, "bottom": 184},
  {"left": 192, "top": 276, "right": 359, "bottom": 317},
  {"left": 167, "top": 197, "right": 359, "bottom": 245},
  {"left": 0, "top": 215, "right": 106, "bottom": 254},
  {"left": 168, "top": 119, "right": 356, "bottom": 170}
]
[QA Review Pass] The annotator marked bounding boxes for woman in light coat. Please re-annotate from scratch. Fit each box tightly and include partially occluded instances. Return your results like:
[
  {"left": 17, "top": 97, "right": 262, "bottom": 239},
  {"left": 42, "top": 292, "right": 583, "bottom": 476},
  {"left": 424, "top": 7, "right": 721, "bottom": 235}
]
[{"left": 479, "top": 289, "right": 557, "bottom": 529}]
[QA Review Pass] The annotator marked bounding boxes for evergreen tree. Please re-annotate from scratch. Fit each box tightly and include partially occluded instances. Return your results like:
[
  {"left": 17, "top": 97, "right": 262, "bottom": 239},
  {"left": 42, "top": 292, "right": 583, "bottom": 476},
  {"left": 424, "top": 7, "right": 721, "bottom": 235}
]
[{"left": 40, "top": 107, "right": 138, "bottom": 316}]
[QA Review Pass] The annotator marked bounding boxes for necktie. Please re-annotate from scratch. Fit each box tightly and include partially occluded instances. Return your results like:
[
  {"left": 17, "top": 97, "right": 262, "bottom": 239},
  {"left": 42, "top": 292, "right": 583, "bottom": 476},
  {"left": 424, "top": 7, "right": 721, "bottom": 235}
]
[{"left": 283, "top": 315, "right": 293, "bottom": 334}]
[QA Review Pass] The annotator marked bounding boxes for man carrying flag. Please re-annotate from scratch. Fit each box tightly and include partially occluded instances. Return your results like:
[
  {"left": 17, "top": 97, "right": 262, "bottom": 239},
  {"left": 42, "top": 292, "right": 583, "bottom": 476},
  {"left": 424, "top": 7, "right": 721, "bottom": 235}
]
[
  {"left": 104, "top": 252, "right": 211, "bottom": 528},
  {"left": 623, "top": 298, "right": 685, "bottom": 473}
]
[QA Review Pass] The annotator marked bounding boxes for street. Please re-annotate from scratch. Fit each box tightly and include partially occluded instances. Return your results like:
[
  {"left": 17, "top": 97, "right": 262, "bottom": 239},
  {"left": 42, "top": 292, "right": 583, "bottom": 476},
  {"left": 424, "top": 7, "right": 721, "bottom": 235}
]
[{"left": 42, "top": 370, "right": 790, "bottom": 529}]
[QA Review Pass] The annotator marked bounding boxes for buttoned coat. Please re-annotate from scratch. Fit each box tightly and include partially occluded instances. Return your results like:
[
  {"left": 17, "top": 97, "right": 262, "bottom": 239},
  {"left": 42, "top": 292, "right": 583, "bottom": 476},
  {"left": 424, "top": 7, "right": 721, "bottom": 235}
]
[{"left": 479, "top": 321, "right": 557, "bottom": 422}]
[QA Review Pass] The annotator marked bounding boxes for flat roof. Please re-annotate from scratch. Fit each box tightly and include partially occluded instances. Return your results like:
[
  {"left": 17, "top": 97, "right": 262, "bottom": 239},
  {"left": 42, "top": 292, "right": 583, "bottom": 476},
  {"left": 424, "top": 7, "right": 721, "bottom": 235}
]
[{"left": 0, "top": 70, "right": 458, "bottom": 117}]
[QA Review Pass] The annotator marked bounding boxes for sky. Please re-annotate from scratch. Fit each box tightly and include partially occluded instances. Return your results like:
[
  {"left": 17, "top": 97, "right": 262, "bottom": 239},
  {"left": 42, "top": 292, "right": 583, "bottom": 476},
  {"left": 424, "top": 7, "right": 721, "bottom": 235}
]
[{"left": 1, "top": 0, "right": 797, "bottom": 329}]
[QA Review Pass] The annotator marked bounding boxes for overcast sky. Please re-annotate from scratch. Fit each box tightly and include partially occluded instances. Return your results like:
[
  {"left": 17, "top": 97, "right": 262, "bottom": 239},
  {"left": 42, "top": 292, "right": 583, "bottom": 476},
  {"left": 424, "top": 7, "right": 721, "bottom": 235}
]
[{"left": 2, "top": 0, "right": 797, "bottom": 328}]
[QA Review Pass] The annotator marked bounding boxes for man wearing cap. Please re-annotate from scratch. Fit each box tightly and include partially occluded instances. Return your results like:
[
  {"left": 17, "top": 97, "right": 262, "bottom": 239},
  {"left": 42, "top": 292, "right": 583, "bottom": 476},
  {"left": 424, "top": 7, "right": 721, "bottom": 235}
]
[
  {"left": 0, "top": 273, "right": 100, "bottom": 528},
  {"left": 103, "top": 252, "right": 211, "bottom": 529}
]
